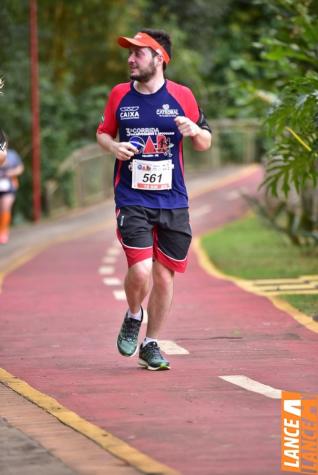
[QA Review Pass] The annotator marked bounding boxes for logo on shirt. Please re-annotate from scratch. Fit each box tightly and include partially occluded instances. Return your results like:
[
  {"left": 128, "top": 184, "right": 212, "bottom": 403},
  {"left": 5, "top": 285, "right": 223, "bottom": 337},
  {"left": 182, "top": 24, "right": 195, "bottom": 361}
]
[
  {"left": 129, "top": 134, "right": 173, "bottom": 158},
  {"left": 126, "top": 127, "right": 160, "bottom": 137},
  {"left": 120, "top": 106, "right": 140, "bottom": 120},
  {"left": 129, "top": 136, "right": 145, "bottom": 153},
  {"left": 156, "top": 104, "right": 179, "bottom": 118}
]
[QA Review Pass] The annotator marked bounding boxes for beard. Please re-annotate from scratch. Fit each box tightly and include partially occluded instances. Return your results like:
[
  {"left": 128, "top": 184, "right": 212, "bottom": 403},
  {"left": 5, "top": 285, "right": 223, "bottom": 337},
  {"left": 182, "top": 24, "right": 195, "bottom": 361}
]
[{"left": 129, "top": 60, "right": 156, "bottom": 83}]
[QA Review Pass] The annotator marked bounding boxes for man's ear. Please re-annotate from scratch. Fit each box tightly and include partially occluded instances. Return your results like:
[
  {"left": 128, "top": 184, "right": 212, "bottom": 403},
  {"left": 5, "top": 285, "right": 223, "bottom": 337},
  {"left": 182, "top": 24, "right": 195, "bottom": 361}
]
[{"left": 155, "top": 54, "right": 164, "bottom": 67}]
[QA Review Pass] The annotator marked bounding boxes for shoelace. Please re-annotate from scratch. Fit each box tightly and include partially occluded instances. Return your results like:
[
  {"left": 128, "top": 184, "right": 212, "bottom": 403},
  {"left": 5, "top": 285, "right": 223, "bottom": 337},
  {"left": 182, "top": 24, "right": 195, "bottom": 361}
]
[
  {"left": 122, "top": 317, "right": 141, "bottom": 341},
  {"left": 142, "top": 342, "right": 163, "bottom": 360}
]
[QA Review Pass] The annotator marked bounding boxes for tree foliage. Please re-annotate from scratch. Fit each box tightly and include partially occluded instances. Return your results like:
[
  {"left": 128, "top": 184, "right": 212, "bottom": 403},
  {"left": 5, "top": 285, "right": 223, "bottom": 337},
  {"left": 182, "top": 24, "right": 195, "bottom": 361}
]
[
  {"left": 0, "top": 0, "right": 317, "bottom": 223},
  {"left": 263, "top": 74, "right": 318, "bottom": 197},
  {"left": 253, "top": 0, "right": 318, "bottom": 199}
]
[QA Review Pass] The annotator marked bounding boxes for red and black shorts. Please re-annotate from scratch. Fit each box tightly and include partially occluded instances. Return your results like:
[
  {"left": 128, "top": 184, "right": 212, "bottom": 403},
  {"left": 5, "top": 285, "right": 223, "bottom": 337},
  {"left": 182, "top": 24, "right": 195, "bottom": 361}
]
[{"left": 116, "top": 206, "right": 192, "bottom": 273}]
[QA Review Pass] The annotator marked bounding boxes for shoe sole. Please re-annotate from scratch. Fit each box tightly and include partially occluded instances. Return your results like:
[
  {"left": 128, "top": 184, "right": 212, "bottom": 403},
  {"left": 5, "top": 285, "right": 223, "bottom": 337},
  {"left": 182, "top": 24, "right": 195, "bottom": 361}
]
[{"left": 138, "top": 358, "right": 170, "bottom": 371}]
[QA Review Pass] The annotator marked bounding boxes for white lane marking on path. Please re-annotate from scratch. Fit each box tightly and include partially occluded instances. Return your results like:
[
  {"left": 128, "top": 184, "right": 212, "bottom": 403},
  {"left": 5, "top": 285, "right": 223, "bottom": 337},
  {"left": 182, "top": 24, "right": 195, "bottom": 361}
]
[
  {"left": 225, "top": 187, "right": 248, "bottom": 201},
  {"left": 219, "top": 375, "right": 282, "bottom": 399},
  {"left": 225, "top": 190, "right": 241, "bottom": 200},
  {"left": 107, "top": 247, "right": 121, "bottom": 256},
  {"left": 103, "top": 277, "right": 122, "bottom": 286},
  {"left": 98, "top": 266, "right": 114, "bottom": 275},
  {"left": 103, "top": 256, "right": 117, "bottom": 264},
  {"left": 191, "top": 205, "right": 212, "bottom": 219},
  {"left": 159, "top": 341, "right": 189, "bottom": 355},
  {"left": 142, "top": 309, "right": 148, "bottom": 324},
  {"left": 113, "top": 290, "right": 126, "bottom": 301}
]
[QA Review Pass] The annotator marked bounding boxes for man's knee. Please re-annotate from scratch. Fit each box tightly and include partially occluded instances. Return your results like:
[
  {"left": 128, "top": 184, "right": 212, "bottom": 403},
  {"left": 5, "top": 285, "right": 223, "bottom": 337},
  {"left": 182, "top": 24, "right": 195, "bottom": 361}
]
[
  {"left": 127, "top": 259, "right": 152, "bottom": 287},
  {"left": 152, "top": 262, "right": 174, "bottom": 289}
]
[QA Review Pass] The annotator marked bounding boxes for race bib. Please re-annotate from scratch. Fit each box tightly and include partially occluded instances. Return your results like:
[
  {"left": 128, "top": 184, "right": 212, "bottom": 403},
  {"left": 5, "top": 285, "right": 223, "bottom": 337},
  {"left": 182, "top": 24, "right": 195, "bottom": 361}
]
[
  {"left": 0, "top": 178, "right": 11, "bottom": 192},
  {"left": 132, "top": 159, "right": 173, "bottom": 191}
]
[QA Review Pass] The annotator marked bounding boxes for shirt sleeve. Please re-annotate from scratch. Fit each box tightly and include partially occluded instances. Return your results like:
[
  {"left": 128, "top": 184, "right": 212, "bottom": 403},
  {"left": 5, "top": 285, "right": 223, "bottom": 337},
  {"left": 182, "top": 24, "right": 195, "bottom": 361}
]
[
  {"left": 166, "top": 81, "right": 212, "bottom": 133},
  {"left": 97, "top": 83, "right": 131, "bottom": 139},
  {"left": 7, "top": 149, "right": 22, "bottom": 168},
  {"left": 181, "top": 86, "right": 212, "bottom": 134},
  {"left": 97, "top": 87, "right": 118, "bottom": 138},
  {"left": 180, "top": 86, "right": 200, "bottom": 123},
  {"left": 196, "top": 107, "right": 212, "bottom": 134}
]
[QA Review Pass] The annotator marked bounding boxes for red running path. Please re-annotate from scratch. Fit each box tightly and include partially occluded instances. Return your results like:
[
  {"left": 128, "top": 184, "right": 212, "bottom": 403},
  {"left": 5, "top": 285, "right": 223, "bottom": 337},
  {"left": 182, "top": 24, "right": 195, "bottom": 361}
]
[{"left": 1, "top": 166, "right": 317, "bottom": 475}]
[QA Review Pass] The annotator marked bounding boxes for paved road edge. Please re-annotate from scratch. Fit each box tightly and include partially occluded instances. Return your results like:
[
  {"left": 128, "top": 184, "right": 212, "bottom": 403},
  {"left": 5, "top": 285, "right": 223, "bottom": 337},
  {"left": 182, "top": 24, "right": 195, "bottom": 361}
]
[
  {"left": 192, "top": 235, "right": 318, "bottom": 334},
  {"left": 0, "top": 368, "right": 180, "bottom": 475}
]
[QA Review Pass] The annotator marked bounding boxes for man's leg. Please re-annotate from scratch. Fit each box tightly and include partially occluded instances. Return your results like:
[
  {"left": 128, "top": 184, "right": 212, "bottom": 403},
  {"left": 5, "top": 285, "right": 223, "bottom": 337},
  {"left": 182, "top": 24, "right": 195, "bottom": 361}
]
[
  {"left": 115, "top": 206, "right": 154, "bottom": 357},
  {"left": 124, "top": 258, "right": 152, "bottom": 314},
  {"left": 0, "top": 193, "right": 15, "bottom": 244},
  {"left": 146, "top": 260, "right": 174, "bottom": 338},
  {"left": 137, "top": 261, "right": 173, "bottom": 371},
  {"left": 138, "top": 209, "right": 191, "bottom": 370},
  {"left": 117, "top": 258, "right": 152, "bottom": 357}
]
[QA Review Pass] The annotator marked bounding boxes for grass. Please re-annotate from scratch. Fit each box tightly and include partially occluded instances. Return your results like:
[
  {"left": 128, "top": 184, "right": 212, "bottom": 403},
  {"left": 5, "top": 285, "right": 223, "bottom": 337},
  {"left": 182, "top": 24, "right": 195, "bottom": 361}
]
[
  {"left": 201, "top": 213, "right": 318, "bottom": 317},
  {"left": 282, "top": 295, "right": 317, "bottom": 319}
]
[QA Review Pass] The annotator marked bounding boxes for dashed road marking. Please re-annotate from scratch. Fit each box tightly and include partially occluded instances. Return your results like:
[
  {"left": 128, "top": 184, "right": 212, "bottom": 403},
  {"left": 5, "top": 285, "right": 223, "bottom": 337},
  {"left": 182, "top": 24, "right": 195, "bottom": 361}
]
[
  {"left": 98, "top": 266, "right": 114, "bottom": 275},
  {"left": 103, "top": 277, "right": 122, "bottom": 286},
  {"left": 225, "top": 190, "right": 241, "bottom": 200},
  {"left": 107, "top": 247, "right": 121, "bottom": 256},
  {"left": 191, "top": 205, "right": 212, "bottom": 219},
  {"left": 142, "top": 309, "right": 148, "bottom": 324},
  {"left": 113, "top": 290, "right": 126, "bottom": 301},
  {"left": 219, "top": 375, "right": 282, "bottom": 399},
  {"left": 102, "top": 256, "right": 117, "bottom": 264},
  {"left": 159, "top": 341, "right": 189, "bottom": 355}
]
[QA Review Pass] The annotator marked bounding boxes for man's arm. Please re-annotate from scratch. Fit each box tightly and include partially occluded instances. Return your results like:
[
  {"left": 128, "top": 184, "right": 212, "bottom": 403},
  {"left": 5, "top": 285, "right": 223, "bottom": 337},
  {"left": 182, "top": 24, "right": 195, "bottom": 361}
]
[
  {"left": 96, "top": 132, "right": 138, "bottom": 161},
  {"left": 4, "top": 164, "right": 24, "bottom": 177},
  {"left": 0, "top": 129, "right": 7, "bottom": 165},
  {"left": 174, "top": 116, "right": 212, "bottom": 151},
  {"left": 0, "top": 150, "right": 6, "bottom": 166}
]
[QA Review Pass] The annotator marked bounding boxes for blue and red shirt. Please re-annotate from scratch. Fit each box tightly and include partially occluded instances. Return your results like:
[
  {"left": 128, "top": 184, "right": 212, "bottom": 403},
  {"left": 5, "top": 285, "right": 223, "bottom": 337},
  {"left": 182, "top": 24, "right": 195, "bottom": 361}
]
[{"left": 97, "top": 79, "right": 211, "bottom": 209}]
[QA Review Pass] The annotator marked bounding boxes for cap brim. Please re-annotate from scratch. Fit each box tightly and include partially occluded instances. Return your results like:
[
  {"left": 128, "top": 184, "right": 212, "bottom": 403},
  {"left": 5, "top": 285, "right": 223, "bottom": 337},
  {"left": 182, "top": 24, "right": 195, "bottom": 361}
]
[{"left": 117, "top": 36, "right": 147, "bottom": 48}]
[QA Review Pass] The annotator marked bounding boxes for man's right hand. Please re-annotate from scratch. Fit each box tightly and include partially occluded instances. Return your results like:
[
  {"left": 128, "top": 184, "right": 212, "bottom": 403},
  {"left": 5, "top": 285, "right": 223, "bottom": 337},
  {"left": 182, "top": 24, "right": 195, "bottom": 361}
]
[{"left": 112, "top": 142, "right": 138, "bottom": 161}]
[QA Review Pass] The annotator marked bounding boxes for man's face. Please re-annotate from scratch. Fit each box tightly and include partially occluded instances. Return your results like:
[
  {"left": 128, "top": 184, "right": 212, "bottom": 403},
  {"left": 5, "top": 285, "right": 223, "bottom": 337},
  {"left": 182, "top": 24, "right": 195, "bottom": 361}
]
[{"left": 128, "top": 46, "right": 157, "bottom": 82}]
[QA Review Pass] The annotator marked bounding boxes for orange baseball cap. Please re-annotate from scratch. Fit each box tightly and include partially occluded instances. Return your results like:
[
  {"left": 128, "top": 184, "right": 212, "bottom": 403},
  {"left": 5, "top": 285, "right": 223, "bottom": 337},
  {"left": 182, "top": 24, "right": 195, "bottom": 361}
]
[{"left": 117, "top": 32, "right": 170, "bottom": 64}]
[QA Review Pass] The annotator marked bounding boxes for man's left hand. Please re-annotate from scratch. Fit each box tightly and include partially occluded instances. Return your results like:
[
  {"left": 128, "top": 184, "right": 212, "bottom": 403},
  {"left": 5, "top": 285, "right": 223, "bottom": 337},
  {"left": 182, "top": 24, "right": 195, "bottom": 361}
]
[{"left": 174, "top": 116, "right": 200, "bottom": 138}]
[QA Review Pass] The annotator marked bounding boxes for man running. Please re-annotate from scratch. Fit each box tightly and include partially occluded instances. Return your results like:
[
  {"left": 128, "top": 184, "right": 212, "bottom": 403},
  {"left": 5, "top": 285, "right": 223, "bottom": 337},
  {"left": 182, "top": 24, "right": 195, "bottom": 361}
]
[{"left": 96, "top": 29, "right": 212, "bottom": 370}]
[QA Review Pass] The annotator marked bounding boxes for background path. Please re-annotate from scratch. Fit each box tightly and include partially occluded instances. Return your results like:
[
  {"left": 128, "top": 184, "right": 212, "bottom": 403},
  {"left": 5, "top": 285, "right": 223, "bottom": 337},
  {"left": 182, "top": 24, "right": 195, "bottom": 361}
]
[{"left": 1, "top": 165, "right": 317, "bottom": 475}]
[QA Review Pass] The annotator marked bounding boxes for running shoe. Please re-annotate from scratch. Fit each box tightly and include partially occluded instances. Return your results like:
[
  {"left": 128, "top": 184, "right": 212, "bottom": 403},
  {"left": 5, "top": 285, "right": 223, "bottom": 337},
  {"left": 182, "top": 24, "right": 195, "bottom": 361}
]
[
  {"left": 138, "top": 341, "right": 170, "bottom": 371},
  {"left": 117, "top": 309, "right": 143, "bottom": 357}
]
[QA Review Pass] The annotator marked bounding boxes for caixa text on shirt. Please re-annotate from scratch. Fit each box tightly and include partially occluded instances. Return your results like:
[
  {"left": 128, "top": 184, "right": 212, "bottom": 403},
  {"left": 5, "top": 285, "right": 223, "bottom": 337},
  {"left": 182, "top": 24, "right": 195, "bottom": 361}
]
[{"left": 120, "top": 106, "right": 140, "bottom": 120}]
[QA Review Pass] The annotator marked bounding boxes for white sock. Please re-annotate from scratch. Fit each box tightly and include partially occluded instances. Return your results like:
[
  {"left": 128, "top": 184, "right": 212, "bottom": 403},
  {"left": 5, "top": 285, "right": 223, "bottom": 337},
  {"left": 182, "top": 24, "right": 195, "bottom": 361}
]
[
  {"left": 128, "top": 308, "right": 142, "bottom": 321},
  {"left": 142, "top": 337, "right": 157, "bottom": 347}
]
